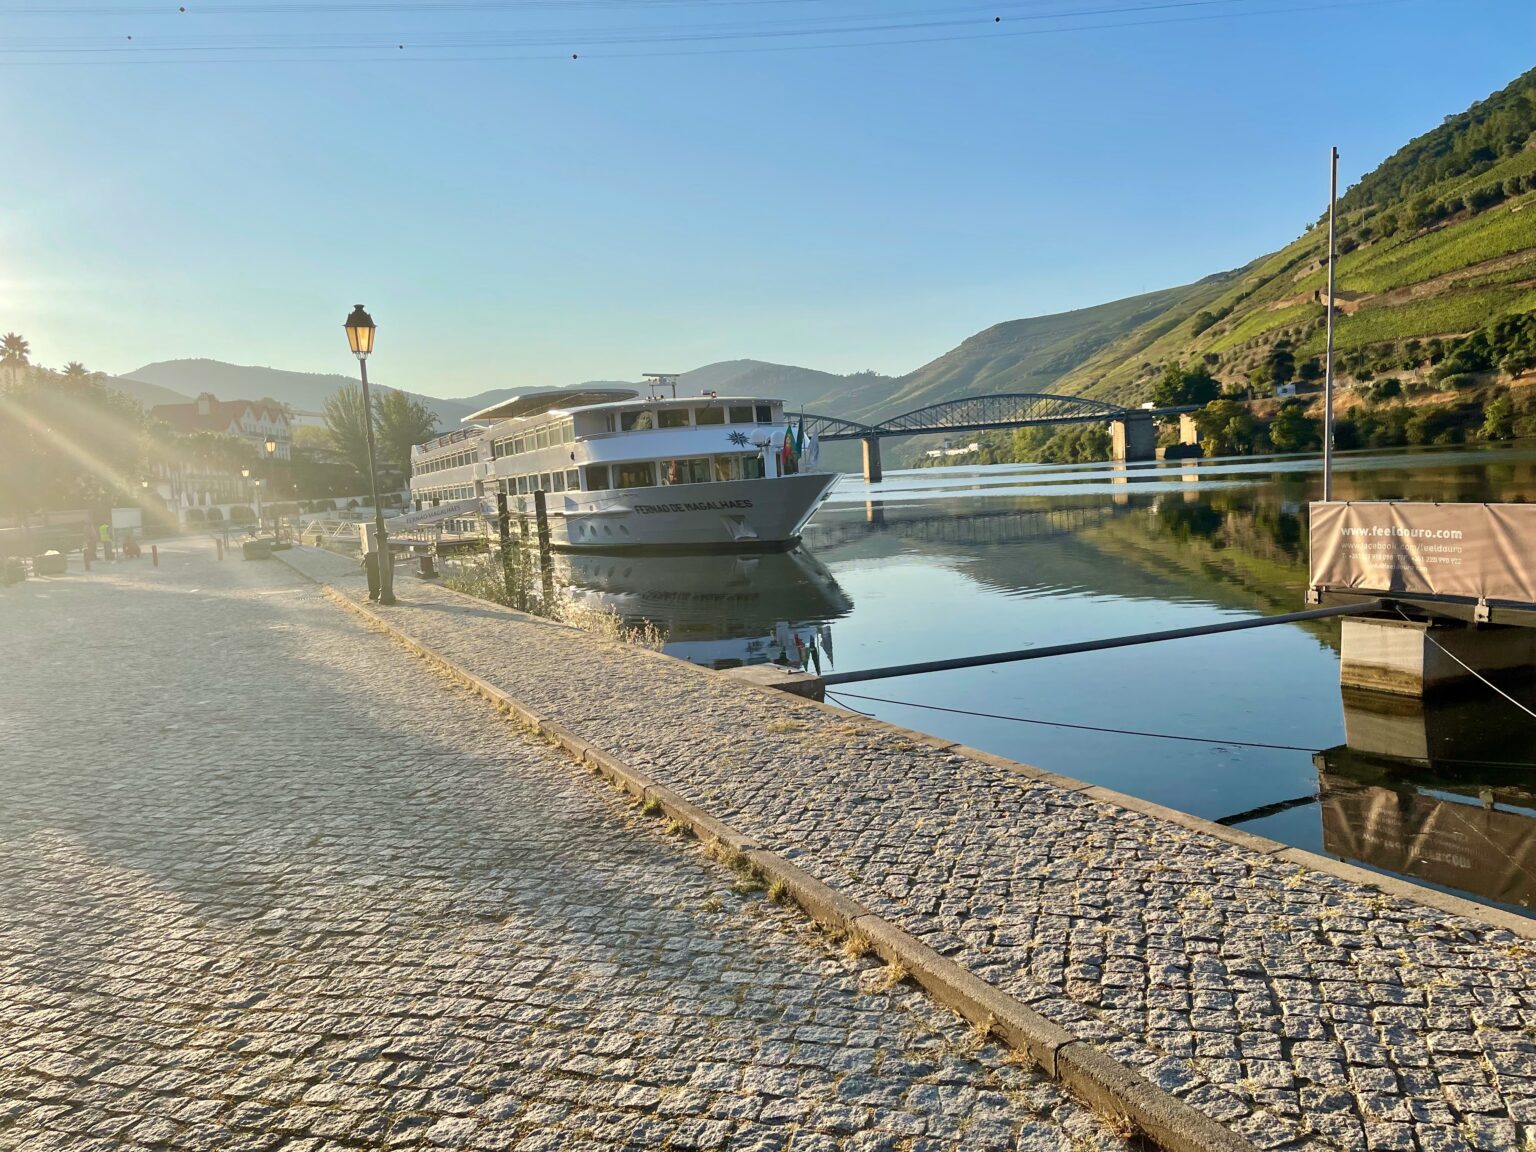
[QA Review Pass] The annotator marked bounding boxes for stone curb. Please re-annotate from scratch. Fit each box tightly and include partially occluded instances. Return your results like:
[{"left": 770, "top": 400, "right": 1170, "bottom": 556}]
[{"left": 287, "top": 568, "right": 1260, "bottom": 1152}]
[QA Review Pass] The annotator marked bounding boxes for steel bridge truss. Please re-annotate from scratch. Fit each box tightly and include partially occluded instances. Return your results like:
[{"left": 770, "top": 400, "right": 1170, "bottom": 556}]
[{"left": 801, "top": 393, "right": 1133, "bottom": 442}]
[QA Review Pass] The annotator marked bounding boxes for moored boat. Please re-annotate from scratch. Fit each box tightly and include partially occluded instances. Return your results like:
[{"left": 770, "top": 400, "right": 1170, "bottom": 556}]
[{"left": 408, "top": 377, "right": 837, "bottom": 551}]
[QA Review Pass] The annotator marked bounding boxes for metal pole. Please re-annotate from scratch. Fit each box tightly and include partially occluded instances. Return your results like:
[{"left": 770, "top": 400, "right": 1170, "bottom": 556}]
[
  {"left": 820, "top": 599, "right": 1385, "bottom": 687},
  {"left": 358, "top": 357, "right": 395, "bottom": 604},
  {"left": 1323, "top": 146, "right": 1339, "bottom": 502},
  {"left": 496, "top": 491, "right": 515, "bottom": 604}
]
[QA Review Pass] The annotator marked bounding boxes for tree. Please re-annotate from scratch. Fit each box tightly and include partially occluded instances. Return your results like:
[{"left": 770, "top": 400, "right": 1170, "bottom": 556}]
[
  {"left": 374, "top": 390, "right": 439, "bottom": 480},
  {"left": 1152, "top": 361, "right": 1221, "bottom": 408},
  {"left": 61, "top": 361, "right": 91, "bottom": 379},
  {"left": 0, "top": 365, "right": 151, "bottom": 516},
  {"left": 0, "top": 332, "right": 29, "bottom": 368},
  {"left": 1481, "top": 393, "right": 1516, "bottom": 441},
  {"left": 323, "top": 383, "right": 374, "bottom": 483},
  {"left": 1195, "top": 400, "right": 1261, "bottom": 458},
  {"left": 1267, "top": 400, "right": 1320, "bottom": 453},
  {"left": 1264, "top": 340, "right": 1296, "bottom": 390}
]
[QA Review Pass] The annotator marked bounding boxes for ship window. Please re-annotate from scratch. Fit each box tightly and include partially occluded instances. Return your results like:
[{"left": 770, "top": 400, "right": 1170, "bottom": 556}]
[
  {"left": 513, "top": 434, "right": 526, "bottom": 455},
  {"left": 552, "top": 471, "right": 567, "bottom": 493},
  {"left": 754, "top": 404, "right": 772, "bottom": 423},
  {"left": 658, "top": 408, "right": 689, "bottom": 429},
  {"left": 535, "top": 426, "right": 550, "bottom": 450},
  {"left": 615, "top": 461, "right": 656, "bottom": 489},
  {"left": 696, "top": 407, "right": 725, "bottom": 426},
  {"left": 566, "top": 469, "right": 580, "bottom": 490},
  {"left": 516, "top": 475, "right": 530, "bottom": 495},
  {"left": 586, "top": 464, "right": 610, "bottom": 490},
  {"left": 742, "top": 454, "right": 765, "bottom": 480},
  {"left": 728, "top": 405, "right": 753, "bottom": 424},
  {"left": 661, "top": 457, "right": 711, "bottom": 485},
  {"left": 539, "top": 472, "right": 553, "bottom": 492},
  {"left": 712, "top": 456, "right": 742, "bottom": 482},
  {"left": 560, "top": 422, "right": 575, "bottom": 444},
  {"left": 621, "top": 410, "right": 655, "bottom": 432}
]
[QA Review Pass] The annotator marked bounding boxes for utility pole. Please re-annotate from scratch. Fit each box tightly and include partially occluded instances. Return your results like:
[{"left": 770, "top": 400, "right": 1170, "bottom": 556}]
[{"left": 1323, "top": 146, "right": 1339, "bottom": 502}]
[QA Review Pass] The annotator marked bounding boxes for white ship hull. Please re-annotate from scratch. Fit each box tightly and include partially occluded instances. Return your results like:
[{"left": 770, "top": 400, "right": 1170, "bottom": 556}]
[{"left": 545, "top": 472, "right": 837, "bottom": 552}]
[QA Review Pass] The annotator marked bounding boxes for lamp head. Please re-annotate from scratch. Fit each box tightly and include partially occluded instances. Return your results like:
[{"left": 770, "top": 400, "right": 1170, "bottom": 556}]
[
  {"left": 344, "top": 304, "right": 376, "bottom": 359},
  {"left": 241, "top": 467, "right": 251, "bottom": 478},
  {"left": 264, "top": 435, "right": 277, "bottom": 455}
]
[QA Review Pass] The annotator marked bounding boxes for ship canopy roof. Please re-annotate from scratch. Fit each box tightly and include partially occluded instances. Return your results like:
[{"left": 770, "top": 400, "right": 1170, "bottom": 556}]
[{"left": 463, "top": 387, "right": 639, "bottom": 424}]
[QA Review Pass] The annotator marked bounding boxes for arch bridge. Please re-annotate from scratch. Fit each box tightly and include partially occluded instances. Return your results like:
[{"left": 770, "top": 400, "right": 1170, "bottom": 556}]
[{"left": 800, "top": 393, "right": 1192, "bottom": 481}]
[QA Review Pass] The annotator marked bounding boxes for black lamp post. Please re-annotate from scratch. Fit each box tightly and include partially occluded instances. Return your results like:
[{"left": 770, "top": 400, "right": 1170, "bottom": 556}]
[
  {"left": 344, "top": 304, "right": 394, "bottom": 604},
  {"left": 241, "top": 465, "right": 263, "bottom": 527}
]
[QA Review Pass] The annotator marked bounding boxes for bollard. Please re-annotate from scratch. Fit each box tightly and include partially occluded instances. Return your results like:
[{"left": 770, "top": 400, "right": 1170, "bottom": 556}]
[
  {"left": 215, "top": 538, "right": 224, "bottom": 561},
  {"left": 151, "top": 544, "right": 159, "bottom": 567},
  {"left": 364, "top": 552, "right": 381, "bottom": 602},
  {"left": 82, "top": 546, "right": 92, "bottom": 572}
]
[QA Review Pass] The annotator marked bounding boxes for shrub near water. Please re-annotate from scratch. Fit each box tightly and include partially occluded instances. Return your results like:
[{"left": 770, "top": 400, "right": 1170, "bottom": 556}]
[{"left": 442, "top": 552, "right": 666, "bottom": 649}]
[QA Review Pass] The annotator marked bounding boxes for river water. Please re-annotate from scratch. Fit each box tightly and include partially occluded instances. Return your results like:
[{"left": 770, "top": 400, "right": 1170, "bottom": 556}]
[{"left": 556, "top": 444, "right": 1536, "bottom": 916}]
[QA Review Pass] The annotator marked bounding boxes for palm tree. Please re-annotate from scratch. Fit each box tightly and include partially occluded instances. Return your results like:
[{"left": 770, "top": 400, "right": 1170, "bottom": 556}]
[
  {"left": 0, "top": 332, "right": 29, "bottom": 368},
  {"left": 62, "top": 361, "right": 91, "bottom": 379}
]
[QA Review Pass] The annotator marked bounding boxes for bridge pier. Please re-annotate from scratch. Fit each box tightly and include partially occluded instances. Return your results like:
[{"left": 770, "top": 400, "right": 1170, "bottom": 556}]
[
  {"left": 1110, "top": 413, "right": 1157, "bottom": 463},
  {"left": 862, "top": 435, "right": 883, "bottom": 484}
]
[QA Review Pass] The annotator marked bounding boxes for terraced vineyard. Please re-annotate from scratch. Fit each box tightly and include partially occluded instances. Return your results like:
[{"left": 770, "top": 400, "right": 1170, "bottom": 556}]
[{"left": 1035, "top": 65, "right": 1536, "bottom": 405}]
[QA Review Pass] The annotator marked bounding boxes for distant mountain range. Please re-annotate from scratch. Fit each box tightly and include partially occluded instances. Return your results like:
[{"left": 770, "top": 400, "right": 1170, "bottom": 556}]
[
  {"left": 114, "top": 64, "right": 1536, "bottom": 433},
  {"left": 114, "top": 359, "right": 485, "bottom": 426}
]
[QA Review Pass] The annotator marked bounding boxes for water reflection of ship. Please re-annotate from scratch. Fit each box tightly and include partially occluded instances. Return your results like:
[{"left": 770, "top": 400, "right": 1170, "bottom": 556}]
[
  {"left": 556, "top": 548, "right": 852, "bottom": 671},
  {"left": 1313, "top": 687, "right": 1536, "bottom": 913}
]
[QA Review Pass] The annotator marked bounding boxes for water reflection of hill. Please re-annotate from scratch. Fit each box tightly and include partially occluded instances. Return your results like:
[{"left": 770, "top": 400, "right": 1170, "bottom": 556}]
[
  {"left": 807, "top": 494, "right": 1331, "bottom": 644},
  {"left": 1073, "top": 493, "right": 1337, "bottom": 648}
]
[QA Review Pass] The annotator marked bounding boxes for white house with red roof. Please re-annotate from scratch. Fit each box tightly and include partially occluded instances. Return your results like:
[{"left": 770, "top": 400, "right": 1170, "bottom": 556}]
[{"left": 150, "top": 392, "right": 292, "bottom": 460}]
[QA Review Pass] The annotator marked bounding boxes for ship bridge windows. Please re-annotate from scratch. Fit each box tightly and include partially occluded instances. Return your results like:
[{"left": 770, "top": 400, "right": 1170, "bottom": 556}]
[
  {"left": 616, "top": 461, "right": 657, "bottom": 489},
  {"left": 662, "top": 458, "right": 711, "bottom": 485},
  {"left": 609, "top": 403, "right": 774, "bottom": 432},
  {"left": 575, "top": 454, "right": 766, "bottom": 491},
  {"left": 414, "top": 447, "right": 478, "bottom": 476},
  {"left": 491, "top": 417, "right": 574, "bottom": 459},
  {"left": 620, "top": 410, "right": 656, "bottom": 432}
]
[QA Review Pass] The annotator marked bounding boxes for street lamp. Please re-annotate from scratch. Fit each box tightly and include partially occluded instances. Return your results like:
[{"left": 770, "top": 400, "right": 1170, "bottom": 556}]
[
  {"left": 240, "top": 466, "right": 263, "bottom": 528},
  {"left": 262, "top": 435, "right": 277, "bottom": 532},
  {"left": 344, "top": 304, "right": 394, "bottom": 604}
]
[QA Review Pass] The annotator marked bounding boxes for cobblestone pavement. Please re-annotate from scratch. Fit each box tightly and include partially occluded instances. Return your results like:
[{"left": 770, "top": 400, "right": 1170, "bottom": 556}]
[
  {"left": 0, "top": 544, "right": 1136, "bottom": 1152},
  {"left": 280, "top": 547, "right": 1536, "bottom": 1152}
]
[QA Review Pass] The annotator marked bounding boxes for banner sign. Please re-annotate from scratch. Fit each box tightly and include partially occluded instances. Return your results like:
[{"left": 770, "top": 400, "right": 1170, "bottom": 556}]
[{"left": 1309, "top": 501, "right": 1536, "bottom": 604}]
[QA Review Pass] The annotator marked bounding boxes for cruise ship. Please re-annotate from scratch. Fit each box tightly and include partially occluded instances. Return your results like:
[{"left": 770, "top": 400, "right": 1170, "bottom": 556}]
[{"left": 406, "top": 379, "right": 837, "bottom": 551}]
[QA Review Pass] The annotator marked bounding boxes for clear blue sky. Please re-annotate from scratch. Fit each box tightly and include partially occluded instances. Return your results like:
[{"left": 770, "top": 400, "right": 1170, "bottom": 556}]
[{"left": 2, "top": 0, "right": 1532, "bottom": 399}]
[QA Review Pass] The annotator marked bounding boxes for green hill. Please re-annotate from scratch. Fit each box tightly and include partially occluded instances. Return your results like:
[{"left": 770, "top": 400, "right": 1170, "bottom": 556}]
[
  {"left": 868, "top": 279, "right": 1233, "bottom": 419},
  {"left": 1044, "top": 65, "right": 1536, "bottom": 404}
]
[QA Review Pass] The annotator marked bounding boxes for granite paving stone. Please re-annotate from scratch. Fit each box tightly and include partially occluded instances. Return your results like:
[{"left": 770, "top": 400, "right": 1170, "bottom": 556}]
[
  {"left": 0, "top": 544, "right": 1131, "bottom": 1151},
  {"left": 274, "top": 544, "right": 1536, "bottom": 1152}
]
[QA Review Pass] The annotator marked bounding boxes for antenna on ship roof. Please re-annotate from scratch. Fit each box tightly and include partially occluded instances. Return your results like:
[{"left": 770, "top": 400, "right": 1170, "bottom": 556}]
[{"left": 642, "top": 372, "right": 678, "bottom": 399}]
